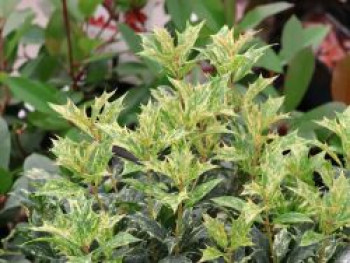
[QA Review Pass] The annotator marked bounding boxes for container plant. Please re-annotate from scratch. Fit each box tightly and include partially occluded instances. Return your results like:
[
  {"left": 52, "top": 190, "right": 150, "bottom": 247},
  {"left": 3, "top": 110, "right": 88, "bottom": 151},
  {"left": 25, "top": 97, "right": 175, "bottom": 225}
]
[{"left": 2, "top": 22, "right": 350, "bottom": 263}]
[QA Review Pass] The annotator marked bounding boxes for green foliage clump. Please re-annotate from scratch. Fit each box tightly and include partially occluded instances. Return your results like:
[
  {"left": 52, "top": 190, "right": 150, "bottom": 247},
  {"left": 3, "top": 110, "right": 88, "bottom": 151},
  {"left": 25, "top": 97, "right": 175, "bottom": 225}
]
[{"left": 6, "top": 22, "right": 350, "bottom": 263}]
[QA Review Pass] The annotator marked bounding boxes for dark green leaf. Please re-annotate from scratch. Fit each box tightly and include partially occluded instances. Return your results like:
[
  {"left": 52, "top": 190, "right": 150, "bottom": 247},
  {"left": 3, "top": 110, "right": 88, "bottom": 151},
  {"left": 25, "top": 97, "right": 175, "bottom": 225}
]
[
  {"left": 85, "top": 60, "right": 109, "bottom": 84},
  {"left": 119, "top": 85, "right": 151, "bottom": 125},
  {"left": 280, "top": 17, "right": 329, "bottom": 64},
  {"left": 239, "top": 2, "right": 293, "bottom": 31},
  {"left": 191, "top": 0, "right": 225, "bottom": 32},
  {"left": 45, "top": 10, "right": 65, "bottom": 55},
  {"left": 27, "top": 111, "right": 70, "bottom": 131},
  {"left": 78, "top": 0, "right": 103, "bottom": 16},
  {"left": 0, "top": 117, "right": 11, "bottom": 169},
  {"left": 290, "top": 102, "right": 345, "bottom": 134},
  {"left": 224, "top": 0, "right": 236, "bottom": 27},
  {"left": 2, "top": 76, "right": 63, "bottom": 114},
  {"left": 287, "top": 247, "right": 317, "bottom": 263},
  {"left": 284, "top": 48, "right": 315, "bottom": 111},
  {"left": 186, "top": 178, "right": 223, "bottom": 207},
  {"left": 77, "top": 36, "right": 102, "bottom": 56},
  {"left": 4, "top": 14, "right": 34, "bottom": 60},
  {"left": 279, "top": 15, "right": 304, "bottom": 62},
  {"left": 68, "top": 0, "right": 88, "bottom": 21},
  {"left": 20, "top": 51, "right": 60, "bottom": 81},
  {"left": 119, "top": 23, "right": 142, "bottom": 53},
  {"left": 82, "top": 52, "right": 116, "bottom": 64},
  {"left": 303, "top": 25, "right": 330, "bottom": 49},
  {"left": 117, "top": 62, "right": 151, "bottom": 80},
  {"left": 251, "top": 227, "right": 270, "bottom": 263},
  {"left": 254, "top": 40, "right": 283, "bottom": 73},
  {"left": 0, "top": 168, "right": 13, "bottom": 194},
  {"left": 132, "top": 214, "right": 168, "bottom": 241},
  {"left": 165, "top": 0, "right": 192, "bottom": 31}
]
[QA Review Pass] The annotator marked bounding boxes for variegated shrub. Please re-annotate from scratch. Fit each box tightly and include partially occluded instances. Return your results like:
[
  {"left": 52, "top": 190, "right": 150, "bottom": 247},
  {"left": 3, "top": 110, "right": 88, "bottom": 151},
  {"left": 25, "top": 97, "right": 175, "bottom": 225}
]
[{"left": 12, "top": 22, "right": 350, "bottom": 262}]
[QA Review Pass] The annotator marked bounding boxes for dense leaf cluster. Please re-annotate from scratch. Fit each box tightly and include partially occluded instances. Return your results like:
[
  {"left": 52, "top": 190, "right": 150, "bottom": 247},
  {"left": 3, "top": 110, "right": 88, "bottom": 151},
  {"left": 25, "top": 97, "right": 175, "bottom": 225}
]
[{"left": 6, "top": 23, "right": 350, "bottom": 263}]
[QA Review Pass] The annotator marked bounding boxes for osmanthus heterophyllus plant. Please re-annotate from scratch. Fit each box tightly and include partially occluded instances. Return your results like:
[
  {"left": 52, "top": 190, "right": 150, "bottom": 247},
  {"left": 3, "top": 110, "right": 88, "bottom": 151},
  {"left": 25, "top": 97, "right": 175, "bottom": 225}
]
[{"left": 12, "top": 22, "right": 350, "bottom": 262}]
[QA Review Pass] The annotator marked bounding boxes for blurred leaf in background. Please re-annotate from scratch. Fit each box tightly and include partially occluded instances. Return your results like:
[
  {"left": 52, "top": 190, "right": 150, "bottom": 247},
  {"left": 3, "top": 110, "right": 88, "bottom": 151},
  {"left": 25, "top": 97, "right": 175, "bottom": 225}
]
[
  {"left": 0, "top": 117, "right": 12, "bottom": 194},
  {"left": 284, "top": 48, "right": 315, "bottom": 112}
]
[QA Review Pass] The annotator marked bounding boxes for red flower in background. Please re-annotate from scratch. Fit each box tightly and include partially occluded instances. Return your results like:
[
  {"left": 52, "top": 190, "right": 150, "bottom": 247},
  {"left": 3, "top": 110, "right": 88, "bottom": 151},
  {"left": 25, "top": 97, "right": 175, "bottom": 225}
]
[
  {"left": 318, "top": 30, "right": 347, "bottom": 70},
  {"left": 104, "top": 0, "right": 113, "bottom": 8},
  {"left": 304, "top": 16, "right": 350, "bottom": 71},
  {"left": 89, "top": 15, "right": 117, "bottom": 31},
  {"left": 125, "top": 8, "right": 147, "bottom": 32},
  {"left": 89, "top": 1, "right": 148, "bottom": 33}
]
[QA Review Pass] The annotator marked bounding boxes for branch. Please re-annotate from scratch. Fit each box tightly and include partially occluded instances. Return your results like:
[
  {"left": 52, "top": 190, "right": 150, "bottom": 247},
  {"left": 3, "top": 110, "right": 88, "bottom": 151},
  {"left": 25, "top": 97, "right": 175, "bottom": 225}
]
[{"left": 62, "top": 0, "right": 77, "bottom": 90}]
